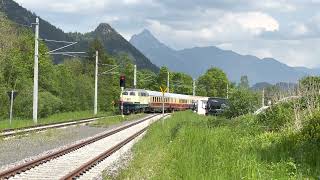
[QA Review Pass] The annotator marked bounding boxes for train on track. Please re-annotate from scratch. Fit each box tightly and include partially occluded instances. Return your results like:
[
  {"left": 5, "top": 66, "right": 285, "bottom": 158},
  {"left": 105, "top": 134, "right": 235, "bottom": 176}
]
[
  {"left": 120, "top": 89, "right": 208, "bottom": 114},
  {"left": 119, "top": 88, "right": 228, "bottom": 115}
]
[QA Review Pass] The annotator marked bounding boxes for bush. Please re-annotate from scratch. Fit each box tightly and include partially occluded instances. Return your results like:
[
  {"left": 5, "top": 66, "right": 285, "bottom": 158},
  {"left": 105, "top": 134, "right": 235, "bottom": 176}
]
[
  {"left": 224, "top": 88, "right": 261, "bottom": 118},
  {"left": 257, "top": 102, "right": 294, "bottom": 131},
  {"left": 38, "top": 91, "right": 63, "bottom": 118},
  {"left": 301, "top": 111, "right": 320, "bottom": 144}
]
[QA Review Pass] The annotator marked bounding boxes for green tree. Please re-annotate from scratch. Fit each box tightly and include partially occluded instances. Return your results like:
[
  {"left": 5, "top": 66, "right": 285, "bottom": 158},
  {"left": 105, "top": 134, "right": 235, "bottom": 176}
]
[
  {"left": 225, "top": 88, "right": 261, "bottom": 118},
  {"left": 171, "top": 72, "right": 193, "bottom": 95},
  {"left": 137, "top": 69, "right": 158, "bottom": 91},
  {"left": 239, "top": 75, "right": 250, "bottom": 89},
  {"left": 196, "top": 67, "right": 229, "bottom": 97},
  {"left": 157, "top": 66, "right": 170, "bottom": 90}
]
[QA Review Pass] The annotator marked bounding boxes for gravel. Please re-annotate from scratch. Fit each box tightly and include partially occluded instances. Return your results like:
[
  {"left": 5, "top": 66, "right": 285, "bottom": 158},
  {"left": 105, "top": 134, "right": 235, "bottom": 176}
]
[
  {"left": 0, "top": 124, "right": 106, "bottom": 168},
  {"left": 79, "top": 132, "right": 146, "bottom": 180},
  {"left": 6, "top": 115, "right": 160, "bottom": 180},
  {"left": 0, "top": 117, "right": 149, "bottom": 172}
]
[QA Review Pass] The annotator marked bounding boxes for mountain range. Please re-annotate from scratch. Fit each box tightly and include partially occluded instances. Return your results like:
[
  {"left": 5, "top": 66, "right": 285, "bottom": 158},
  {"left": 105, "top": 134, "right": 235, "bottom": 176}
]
[
  {"left": 1, "top": 0, "right": 320, "bottom": 84},
  {"left": 0, "top": 0, "right": 158, "bottom": 72},
  {"left": 130, "top": 30, "right": 320, "bottom": 84}
]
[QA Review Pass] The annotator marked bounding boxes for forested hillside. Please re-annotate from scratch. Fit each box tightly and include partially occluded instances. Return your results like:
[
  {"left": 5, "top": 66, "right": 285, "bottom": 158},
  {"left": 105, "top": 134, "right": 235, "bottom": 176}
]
[
  {"left": 0, "top": 15, "right": 205, "bottom": 119},
  {"left": 0, "top": 15, "right": 125, "bottom": 119},
  {"left": 68, "top": 23, "right": 159, "bottom": 72},
  {"left": 0, "top": 0, "right": 158, "bottom": 72}
]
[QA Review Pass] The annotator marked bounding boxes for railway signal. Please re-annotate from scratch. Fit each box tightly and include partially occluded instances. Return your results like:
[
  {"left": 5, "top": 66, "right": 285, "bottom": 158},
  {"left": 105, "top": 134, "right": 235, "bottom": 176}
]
[
  {"left": 120, "top": 75, "right": 126, "bottom": 88},
  {"left": 120, "top": 75, "right": 126, "bottom": 117}
]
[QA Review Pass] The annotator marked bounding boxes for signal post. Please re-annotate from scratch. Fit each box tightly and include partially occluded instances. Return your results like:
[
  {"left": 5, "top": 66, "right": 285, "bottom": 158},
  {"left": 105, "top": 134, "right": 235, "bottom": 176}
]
[
  {"left": 120, "top": 75, "right": 126, "bottom": 117},
  {"left": 160, "top": 86, "right": 168, "bottom": 119}
]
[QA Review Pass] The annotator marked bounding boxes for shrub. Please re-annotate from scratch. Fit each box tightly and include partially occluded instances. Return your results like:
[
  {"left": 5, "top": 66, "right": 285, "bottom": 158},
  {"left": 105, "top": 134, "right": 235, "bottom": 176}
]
[
  {"left": 301, "top": 111, "right": 320, "bottom": 145},
  {"left": 257, "top": 102, "right": 294, "bottom": 131},
  {"left": 38, "top": 91, "right": 63, "bottom": 118},
  {"left": 224, "top": 88, "right": 261, "bottom": 118}
]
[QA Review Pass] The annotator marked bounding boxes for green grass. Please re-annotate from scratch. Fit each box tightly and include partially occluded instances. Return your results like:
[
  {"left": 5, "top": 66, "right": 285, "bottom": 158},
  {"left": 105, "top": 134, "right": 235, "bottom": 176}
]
[
  {"left": 90, "top": 114, "right": 147, "bottom": 128},
  {"left": 0, "top": 111, "right": 112, "bottom": 131},
  {"left": 116, "top": 111, "right": 320, "bottom": 179}
]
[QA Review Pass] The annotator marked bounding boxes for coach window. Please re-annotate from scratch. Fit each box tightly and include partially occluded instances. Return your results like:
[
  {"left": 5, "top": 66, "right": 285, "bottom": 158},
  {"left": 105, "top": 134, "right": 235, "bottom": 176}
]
[
  {"left": 122, "top": 92, "right": 128, "bottom": 95},
  {"left": 130, "top": 92, "right": 136, "bottom": 96}
]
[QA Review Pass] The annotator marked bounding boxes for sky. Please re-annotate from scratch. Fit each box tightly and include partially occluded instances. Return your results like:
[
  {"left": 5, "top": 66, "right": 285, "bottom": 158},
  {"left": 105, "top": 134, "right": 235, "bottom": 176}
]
[{"left": 14, "top": 0, "right": 320, "bottom": 69}]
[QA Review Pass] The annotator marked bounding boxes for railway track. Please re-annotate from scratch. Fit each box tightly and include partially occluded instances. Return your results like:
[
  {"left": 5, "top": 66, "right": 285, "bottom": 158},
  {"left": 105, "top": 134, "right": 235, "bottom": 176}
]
[
  {"left": 0, "top": 116, "right": 110, "bottom": 138},
  {"left": 0, "top": 114, "right": 166, "bottom": 180}
]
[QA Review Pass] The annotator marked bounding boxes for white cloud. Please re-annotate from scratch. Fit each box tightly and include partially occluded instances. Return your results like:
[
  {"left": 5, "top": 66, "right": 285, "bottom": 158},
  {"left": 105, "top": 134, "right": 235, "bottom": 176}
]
[
  {"left": 233, "top": 12, "right": 279, "bottom": 32},
  {"left": 146, "top": 12, "right": 279, "bottom": 48},
  {"left": 254, "top": 1, "right": 297, "bottom": 12},
  {"left": 291, "top": 23, "right": 308, "bottom": 36},
  {"left": 12, "top": 0, "right": 320, "bottom": 68}
]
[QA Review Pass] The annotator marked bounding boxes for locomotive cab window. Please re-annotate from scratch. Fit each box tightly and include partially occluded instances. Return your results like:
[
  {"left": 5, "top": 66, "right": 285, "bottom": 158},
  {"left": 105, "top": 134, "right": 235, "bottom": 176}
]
[
  {"left": 140, "top": 92, "right": 147, "bottom": 96},
  {"left": 130, "top": 92, "right": 136, "bottom": 96}
]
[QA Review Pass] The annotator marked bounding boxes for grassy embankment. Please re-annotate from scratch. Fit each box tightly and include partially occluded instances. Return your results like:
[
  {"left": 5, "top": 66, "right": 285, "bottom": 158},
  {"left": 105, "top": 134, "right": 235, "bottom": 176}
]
[
  {"left": 0, "top": 111, "right": 112, "bottom": 131},
  {"left": 90, "top": 113, "right": 147, "bottom": 128},
  {"left": 116, "top": 111, "right": 320, "bottom": 179}
]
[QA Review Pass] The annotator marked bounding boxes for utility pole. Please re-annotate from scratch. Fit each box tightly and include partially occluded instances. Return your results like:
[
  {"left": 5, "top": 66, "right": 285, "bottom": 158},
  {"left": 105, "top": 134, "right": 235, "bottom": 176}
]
[
  {"left": 94, "top": 51, "right": 98, "bottom": 116},
  {"left": 162, "top": 93, "right": 165, "bottom": 118},
  {"left": 227, "top": 83, "right": 229, "bottom": 99},
  {"left": 121, "top": 87, "right": 124, "bottom": 118},
  {"left": 193, "top": 80, "right": 196, "bottom": 96},
  {"left": 167, "top": 71, "right": 170, "bottom": 93},
  {"left": 134, "top": 65, "right": 137, "bottom": 89},
  {"left": 262, "top": 88, "right": 265, "bottom": 107},
  {"left": 9, "top": 90, "right": 14, "bottom": 125},
  {"left": 33, "top": 17, "right": 39, "bottom": 124}
]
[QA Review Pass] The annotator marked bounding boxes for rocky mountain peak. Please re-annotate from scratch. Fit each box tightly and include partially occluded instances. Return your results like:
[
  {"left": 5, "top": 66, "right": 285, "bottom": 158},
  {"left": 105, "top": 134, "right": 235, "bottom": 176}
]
[
  {"left": 94, "top": 23, "right": 116, "bottom": 35},
  {"left": 130, "top": 29, "right": 171, "bottom": 51},
  {"left": 131, "top": 29, "right": 159, "bottom": 42}
]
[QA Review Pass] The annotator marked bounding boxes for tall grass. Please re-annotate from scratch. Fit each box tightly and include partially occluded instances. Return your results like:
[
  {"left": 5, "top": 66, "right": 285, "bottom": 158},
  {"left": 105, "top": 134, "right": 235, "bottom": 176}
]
[
  {"left": 0, "top": 111, "right": 112, "bottom": 131},
  {"left": 116, "top": 111, "right": 320, "bottom": 179}
]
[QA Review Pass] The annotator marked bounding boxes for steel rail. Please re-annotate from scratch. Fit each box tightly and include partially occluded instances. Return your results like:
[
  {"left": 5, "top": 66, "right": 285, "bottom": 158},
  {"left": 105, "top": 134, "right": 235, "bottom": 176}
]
[
  {"left": 62, "top": 127, "right": 148, "bottom": 180},
  {"left": 62, "top": 113, "right": 169, "bottom": 180},
  {"left": 0, "top": 116, "right": 107, "bottom": 138},
  {"left": 0, "top": 114, "right": 158, "bottom": 179}
]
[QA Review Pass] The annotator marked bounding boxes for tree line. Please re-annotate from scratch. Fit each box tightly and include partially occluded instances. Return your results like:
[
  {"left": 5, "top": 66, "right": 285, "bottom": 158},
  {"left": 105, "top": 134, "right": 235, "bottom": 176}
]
[{"left": 0, "top": 15, "right": 265, "bottom": 119}]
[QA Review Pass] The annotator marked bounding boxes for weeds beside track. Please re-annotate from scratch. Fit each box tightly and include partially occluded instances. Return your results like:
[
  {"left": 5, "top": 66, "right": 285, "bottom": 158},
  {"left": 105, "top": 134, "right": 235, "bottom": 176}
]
[{"left": 117, "top": 111, "right": 320, "bottom": 179}]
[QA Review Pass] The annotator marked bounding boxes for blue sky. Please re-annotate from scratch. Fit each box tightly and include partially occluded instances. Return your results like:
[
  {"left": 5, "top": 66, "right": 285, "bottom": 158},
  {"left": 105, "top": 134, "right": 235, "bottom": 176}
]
[{"left": 14, "top": 0, "right": 320, "bottom": 68}]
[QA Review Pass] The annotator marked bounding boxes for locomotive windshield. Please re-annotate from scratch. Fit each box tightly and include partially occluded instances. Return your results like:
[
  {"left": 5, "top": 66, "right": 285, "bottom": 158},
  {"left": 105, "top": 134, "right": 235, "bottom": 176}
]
[{"left": 206, "top": 98, "right": 229, "bottom": 115}]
